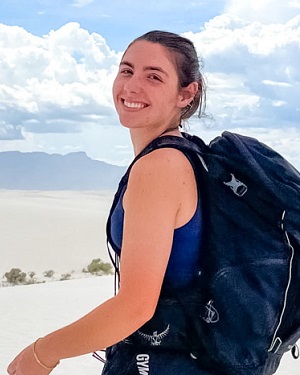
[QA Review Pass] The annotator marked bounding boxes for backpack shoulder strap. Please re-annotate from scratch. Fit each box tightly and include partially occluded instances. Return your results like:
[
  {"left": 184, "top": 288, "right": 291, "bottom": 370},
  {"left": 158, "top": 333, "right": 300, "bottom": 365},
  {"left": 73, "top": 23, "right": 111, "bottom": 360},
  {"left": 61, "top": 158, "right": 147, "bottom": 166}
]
[{"left": 130, "top": 132, "right": 208, "bottom": 173}]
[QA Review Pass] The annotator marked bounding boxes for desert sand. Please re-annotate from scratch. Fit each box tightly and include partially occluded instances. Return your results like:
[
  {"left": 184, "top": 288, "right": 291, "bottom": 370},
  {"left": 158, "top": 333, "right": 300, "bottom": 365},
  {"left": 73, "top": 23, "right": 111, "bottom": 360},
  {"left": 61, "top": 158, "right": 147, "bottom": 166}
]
[{"left": 0, "top": 190, "right": 115, "bottom": 276}]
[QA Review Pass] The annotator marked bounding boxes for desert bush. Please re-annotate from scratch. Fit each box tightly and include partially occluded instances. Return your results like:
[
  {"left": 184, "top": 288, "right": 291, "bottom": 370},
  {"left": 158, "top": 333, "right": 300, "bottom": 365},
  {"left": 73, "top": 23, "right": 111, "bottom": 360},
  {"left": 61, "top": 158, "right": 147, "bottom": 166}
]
[
  {"left": 44, "top": 270, "right": 55, "bottom": 278},
  {"left": 85, "top": 258, "right": 113, "bottom": 276},
  {"left": 60, "top": 273, "right": 71, "bottom": 281},
  {"left": 5, "top": 268, "right": 27, "bottom": 285},
  {"left": 26, "top": 271, "right": 37, "bottom": 285}
]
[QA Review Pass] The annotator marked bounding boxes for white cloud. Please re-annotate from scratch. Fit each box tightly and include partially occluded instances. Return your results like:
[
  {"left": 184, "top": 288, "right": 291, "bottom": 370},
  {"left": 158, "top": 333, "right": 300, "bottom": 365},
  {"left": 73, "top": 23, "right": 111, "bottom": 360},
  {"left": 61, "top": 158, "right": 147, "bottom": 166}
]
[
  {"left": 224, "top": 0, "right": 300, "bottom": 23},
  {"left": 183, "top": 13, "right": 300, "bottom": 131},
  {"left": 0, "top": 22, "right": 121, "bottom": 142},
  {"left": 182, "top": 4, "right": 300, "bottom": 171},
  {"left": 71, "top": 0, "right": 95, "bottom": 8},
  {"left": 262, "top": 80, "right": 292, "bottom": 88},
  {"left": 290, "top": 0, "right": 300, "bottom": 8}
]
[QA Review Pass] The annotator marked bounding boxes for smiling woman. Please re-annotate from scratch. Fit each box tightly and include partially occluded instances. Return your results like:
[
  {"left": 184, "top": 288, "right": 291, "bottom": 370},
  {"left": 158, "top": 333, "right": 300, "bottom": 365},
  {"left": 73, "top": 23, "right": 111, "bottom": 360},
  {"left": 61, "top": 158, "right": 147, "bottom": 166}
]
[
  {"left": 113, "top": 41, "right": 186, "bottom": 138},
  {"left": 7, "top": 30, "right": 208, "bottom": 375},
  {"left": 112, "top": 31, "right": 205, "bottom": 155}
]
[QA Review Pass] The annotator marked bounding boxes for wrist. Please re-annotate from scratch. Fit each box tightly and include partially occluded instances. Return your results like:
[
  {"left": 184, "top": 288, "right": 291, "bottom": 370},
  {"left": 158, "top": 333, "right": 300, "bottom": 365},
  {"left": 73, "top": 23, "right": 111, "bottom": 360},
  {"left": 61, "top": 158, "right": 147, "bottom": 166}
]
[{"left": 33, "top": 338, "right": 60, "bottom": 370}]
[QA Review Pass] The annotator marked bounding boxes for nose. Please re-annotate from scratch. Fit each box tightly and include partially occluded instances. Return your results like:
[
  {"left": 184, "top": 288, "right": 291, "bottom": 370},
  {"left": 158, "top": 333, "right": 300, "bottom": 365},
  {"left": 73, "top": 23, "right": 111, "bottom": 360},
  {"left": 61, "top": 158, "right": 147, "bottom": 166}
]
[{"left": 123, "top": 73, "right": 143, "bottom": 94}]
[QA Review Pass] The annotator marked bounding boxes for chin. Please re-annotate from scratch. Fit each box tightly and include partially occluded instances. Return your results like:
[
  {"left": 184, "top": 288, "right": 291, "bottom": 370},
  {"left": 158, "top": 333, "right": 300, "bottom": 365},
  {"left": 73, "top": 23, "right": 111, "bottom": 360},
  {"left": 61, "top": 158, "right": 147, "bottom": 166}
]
[{"left": 118, "top": 118, "right": 143, "bottom": 130}]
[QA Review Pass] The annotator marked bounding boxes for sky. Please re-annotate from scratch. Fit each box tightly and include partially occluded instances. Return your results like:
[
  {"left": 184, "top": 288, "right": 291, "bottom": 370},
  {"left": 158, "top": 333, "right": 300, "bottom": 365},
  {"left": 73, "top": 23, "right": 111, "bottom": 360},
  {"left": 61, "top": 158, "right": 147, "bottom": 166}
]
[{"left": 0, "top": 0, "right": 299, "bottom": 167}]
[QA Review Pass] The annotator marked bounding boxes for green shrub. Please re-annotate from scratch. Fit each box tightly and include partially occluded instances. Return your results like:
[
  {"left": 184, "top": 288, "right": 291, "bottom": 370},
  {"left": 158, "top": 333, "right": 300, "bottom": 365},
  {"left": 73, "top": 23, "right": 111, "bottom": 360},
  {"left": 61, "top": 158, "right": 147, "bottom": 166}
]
[
  {"left": 44, "top": 270, "right": 55, "bottom": 278},
  {"left": 86, "top": 258, "right": 113, "bottom": 275},
  {"left": 5, "top": 268, "right": 27, "bottom": 285},
  {"left": 60, "top": 273, "right": 71, "bottom": 281}
]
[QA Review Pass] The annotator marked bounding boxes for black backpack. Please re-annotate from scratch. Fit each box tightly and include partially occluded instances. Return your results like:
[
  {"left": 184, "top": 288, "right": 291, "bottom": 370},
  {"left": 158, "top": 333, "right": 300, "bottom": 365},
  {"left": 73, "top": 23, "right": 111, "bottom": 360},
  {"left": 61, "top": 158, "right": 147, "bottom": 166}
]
[{"left": 107, "top": 131, "right": 300, "bottom": 375}]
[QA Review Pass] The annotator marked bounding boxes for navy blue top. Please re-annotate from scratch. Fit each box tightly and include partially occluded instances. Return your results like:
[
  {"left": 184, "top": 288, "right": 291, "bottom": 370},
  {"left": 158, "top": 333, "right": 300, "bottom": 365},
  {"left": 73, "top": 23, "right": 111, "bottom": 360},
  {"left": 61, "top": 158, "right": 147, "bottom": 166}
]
[{"left": 108, "top": 167, "right": 203, "bottom": 289}]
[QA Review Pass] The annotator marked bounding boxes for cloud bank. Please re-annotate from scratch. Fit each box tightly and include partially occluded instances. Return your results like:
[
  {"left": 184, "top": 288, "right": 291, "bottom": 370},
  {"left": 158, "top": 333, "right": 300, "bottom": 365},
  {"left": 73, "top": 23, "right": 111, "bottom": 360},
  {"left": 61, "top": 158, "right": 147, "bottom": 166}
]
[
  {"left": 72, "top": 0, "right": 96, "bottom": 7},
  {"left": 0, "top": 22, "right": 120, "bottom": 140},
  {"left": 184, "top": 5, "right": 300, "bottom": 168},
  {"left": 185, "top": 14, "right": 300, "bottom": 128},
  {"left": 225, "top": 0, "right": 300, "bottom": 23},
  {"left": 0, "top": 1, "right": 299, "bottom": 166}
]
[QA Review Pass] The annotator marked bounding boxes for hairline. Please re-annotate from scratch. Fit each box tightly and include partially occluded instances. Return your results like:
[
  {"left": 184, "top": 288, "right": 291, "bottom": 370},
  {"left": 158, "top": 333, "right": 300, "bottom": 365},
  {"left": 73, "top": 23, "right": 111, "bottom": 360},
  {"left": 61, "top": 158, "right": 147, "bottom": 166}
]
[{"left": 123, "top": 39, "right": 184, "bottom": 89}]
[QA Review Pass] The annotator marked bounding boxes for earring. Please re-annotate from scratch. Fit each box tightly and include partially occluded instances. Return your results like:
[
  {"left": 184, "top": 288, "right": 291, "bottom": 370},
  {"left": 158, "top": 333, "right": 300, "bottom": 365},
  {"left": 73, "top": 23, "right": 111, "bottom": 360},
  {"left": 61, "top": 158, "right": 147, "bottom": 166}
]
[
  {"left": 187, "top": 100, "right": 194, "bottom": 109},
  {"left": 181, "top": 100, "right": 194, "bottom": 117}
]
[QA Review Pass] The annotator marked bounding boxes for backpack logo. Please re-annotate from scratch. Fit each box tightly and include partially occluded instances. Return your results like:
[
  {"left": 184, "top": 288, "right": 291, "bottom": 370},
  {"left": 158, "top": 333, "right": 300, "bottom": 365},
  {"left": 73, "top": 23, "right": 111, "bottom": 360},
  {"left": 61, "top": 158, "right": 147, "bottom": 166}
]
[
  {"left": 137, "top": 324, "right": 170, "bottom": 346},
  {"left": 200, "top": 300, "right": 219, "bottom": 324},
  {"left": 223, "top": 174, "right": 248, "bottom": 197}
]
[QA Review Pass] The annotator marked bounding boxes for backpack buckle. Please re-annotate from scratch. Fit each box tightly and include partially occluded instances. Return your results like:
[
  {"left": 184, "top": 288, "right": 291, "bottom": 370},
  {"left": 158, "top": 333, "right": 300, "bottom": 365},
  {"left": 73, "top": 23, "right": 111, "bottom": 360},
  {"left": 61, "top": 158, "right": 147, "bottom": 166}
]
[{"left": 269, "top": 337, "right": 282, "bottom": 353}]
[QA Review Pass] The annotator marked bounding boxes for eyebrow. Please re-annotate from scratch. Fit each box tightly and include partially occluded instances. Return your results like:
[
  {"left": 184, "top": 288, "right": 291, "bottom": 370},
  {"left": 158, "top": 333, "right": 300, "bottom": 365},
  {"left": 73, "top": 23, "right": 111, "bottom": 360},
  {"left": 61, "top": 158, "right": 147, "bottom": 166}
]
[{"left": 120, "top": 61, "right": 169, "bottom": 77}]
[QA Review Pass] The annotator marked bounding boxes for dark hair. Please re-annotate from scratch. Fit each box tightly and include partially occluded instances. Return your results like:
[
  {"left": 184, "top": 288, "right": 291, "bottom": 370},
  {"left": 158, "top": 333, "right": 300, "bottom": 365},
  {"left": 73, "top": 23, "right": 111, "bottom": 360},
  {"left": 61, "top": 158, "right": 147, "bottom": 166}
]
[{"left": 130, "top": 30, "right": 206, "bottom": 122}]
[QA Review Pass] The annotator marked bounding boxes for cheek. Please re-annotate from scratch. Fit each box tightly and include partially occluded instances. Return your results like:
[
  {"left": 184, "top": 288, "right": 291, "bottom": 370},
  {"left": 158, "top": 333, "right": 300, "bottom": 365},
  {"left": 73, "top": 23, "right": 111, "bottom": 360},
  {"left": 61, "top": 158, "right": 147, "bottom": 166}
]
[
  {"left": 112, "top": 78, "right": 120, "bottom": 105},
  {"left": 161, "top": 90, "right": 181, "bottom": 110}
]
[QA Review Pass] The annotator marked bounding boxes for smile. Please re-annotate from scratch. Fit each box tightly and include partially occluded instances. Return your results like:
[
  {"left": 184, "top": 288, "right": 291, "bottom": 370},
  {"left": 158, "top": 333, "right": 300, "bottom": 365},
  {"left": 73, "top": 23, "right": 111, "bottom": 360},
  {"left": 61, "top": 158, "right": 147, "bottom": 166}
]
[{"left": 123, "top": 100, "right": 148, "bottom": 109}]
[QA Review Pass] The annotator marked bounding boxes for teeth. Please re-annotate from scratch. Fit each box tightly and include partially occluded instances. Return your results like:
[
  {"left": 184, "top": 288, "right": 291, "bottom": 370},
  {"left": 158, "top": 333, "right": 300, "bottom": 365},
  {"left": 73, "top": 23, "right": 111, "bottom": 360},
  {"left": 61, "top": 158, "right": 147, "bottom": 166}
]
[{"left": 124, "top": 100, "right": 146, "bottom": 109}]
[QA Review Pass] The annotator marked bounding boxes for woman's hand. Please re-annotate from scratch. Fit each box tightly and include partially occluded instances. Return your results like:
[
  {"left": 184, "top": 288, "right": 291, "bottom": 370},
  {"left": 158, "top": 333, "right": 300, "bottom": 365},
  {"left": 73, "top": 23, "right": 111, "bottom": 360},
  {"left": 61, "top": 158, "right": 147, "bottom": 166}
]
[{"left": 7, "top": 342, "right": 56, "bottom": 375}]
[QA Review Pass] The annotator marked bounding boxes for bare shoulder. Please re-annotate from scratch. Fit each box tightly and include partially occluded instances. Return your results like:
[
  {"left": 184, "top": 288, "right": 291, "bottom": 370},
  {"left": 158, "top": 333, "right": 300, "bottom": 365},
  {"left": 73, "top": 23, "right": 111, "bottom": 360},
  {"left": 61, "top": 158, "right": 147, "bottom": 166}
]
[
  {"left": 129, "top": 147, "right": 194, "bottom": 183},
  {"left": 123, "top": 146, "right": 197, "bottom": 229},
  {"left": 124, "top": 147, "right": 196, "bottom": 217}
]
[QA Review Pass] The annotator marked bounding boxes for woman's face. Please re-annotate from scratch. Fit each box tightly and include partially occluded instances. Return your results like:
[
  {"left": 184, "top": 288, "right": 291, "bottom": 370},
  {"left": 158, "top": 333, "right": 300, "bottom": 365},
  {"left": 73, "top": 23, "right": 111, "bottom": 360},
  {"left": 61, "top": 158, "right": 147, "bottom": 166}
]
[{"left": 113, "top": 40, "right": 185, "bottom": 132}]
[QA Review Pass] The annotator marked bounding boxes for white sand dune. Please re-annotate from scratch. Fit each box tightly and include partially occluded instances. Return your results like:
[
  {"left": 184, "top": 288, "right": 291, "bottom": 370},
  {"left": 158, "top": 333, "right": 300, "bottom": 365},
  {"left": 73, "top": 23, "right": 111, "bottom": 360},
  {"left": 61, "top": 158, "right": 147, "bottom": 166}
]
[
  {"left": 0, "top": 190, "right": 115, "bottom": 275},
  {"left": 1, "top": 277, "right": 113, "bottom": 375},
  {"left": 0, "top": 190, "right": 299, "bottom": 374}
]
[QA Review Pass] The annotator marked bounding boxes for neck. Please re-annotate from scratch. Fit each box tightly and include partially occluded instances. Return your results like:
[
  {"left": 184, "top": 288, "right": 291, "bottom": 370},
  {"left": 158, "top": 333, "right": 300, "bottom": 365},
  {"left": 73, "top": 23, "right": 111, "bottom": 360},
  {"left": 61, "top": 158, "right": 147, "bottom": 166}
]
[{"left": 130, "top": 125, "right": 181, "bottom": 156}]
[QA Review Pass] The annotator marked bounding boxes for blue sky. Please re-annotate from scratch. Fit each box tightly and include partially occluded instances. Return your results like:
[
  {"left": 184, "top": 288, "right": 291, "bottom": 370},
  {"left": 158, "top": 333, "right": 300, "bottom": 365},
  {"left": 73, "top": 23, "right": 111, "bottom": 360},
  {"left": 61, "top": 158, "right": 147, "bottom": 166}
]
[
  {"left": 0, "top": 0, "right": 224, "bottom": 52},
  {"left": 0, "top": 0, "right": 299, "bottom": 167}
]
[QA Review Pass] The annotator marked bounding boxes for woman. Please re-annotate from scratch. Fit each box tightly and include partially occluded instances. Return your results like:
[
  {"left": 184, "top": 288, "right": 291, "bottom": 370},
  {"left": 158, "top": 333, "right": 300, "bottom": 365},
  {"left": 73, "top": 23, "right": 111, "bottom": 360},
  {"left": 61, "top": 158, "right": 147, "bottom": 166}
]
[{"left": 7, "top": 30, "right": 207, "bottom": 375}]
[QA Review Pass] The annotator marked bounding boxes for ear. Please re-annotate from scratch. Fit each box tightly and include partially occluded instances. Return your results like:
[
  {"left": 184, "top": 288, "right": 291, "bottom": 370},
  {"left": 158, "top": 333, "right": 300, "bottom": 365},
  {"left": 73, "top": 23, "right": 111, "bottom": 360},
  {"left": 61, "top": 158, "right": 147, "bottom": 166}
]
[{"left": 177, "top": 82, "right": 198, "bottom": 109}]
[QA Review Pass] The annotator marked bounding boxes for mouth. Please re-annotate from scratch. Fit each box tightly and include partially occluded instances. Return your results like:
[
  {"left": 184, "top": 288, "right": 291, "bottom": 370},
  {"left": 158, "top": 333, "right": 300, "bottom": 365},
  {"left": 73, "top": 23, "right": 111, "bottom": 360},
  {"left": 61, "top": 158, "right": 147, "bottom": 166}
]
[{"left": 122, "top": 99, "right": 148, "bottom": 109}]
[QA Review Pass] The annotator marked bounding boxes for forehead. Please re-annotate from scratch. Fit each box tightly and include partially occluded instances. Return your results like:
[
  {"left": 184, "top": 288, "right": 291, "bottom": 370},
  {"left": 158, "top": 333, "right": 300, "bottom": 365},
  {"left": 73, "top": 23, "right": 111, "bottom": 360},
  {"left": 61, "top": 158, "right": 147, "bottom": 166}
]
[{"left": 122, "top": 40, "right": 177, "bottom": 73}]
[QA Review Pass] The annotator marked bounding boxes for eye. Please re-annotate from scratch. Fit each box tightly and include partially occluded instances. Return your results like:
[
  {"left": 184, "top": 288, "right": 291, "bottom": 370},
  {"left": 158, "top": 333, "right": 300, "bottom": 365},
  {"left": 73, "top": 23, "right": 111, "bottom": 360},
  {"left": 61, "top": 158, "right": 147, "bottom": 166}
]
[
  {"left": 148, "top": 74, "right": 162, "bottom": 82},
  {"left": 120, "top": 68, "right": 133, "bottom": 76}
]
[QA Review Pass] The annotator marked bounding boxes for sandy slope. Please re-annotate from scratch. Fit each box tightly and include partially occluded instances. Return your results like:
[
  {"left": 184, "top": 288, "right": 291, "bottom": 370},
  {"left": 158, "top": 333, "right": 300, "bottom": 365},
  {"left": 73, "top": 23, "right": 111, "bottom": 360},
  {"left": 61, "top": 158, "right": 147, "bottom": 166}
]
[
  {"left": 1, "top": 277, "right": 114, "bottom": 375},
  {"left": 0, "top": 190, "right": 115, "bottom": 275}
]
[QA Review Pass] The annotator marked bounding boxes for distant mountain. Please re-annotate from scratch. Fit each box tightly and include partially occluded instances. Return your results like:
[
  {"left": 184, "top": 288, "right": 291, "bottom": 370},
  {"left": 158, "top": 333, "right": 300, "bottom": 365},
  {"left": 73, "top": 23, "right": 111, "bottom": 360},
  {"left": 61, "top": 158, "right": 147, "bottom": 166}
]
[{"left": 0, "top": 151, "right": 127, "bottom": 190}]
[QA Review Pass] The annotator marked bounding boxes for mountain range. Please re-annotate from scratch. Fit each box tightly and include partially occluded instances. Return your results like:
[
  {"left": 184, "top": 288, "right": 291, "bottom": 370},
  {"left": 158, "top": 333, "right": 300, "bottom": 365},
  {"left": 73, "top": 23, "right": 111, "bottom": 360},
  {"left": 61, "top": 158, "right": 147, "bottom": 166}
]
[{"left": 0, "top": 151, "right": 126, "bottom": 190}]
